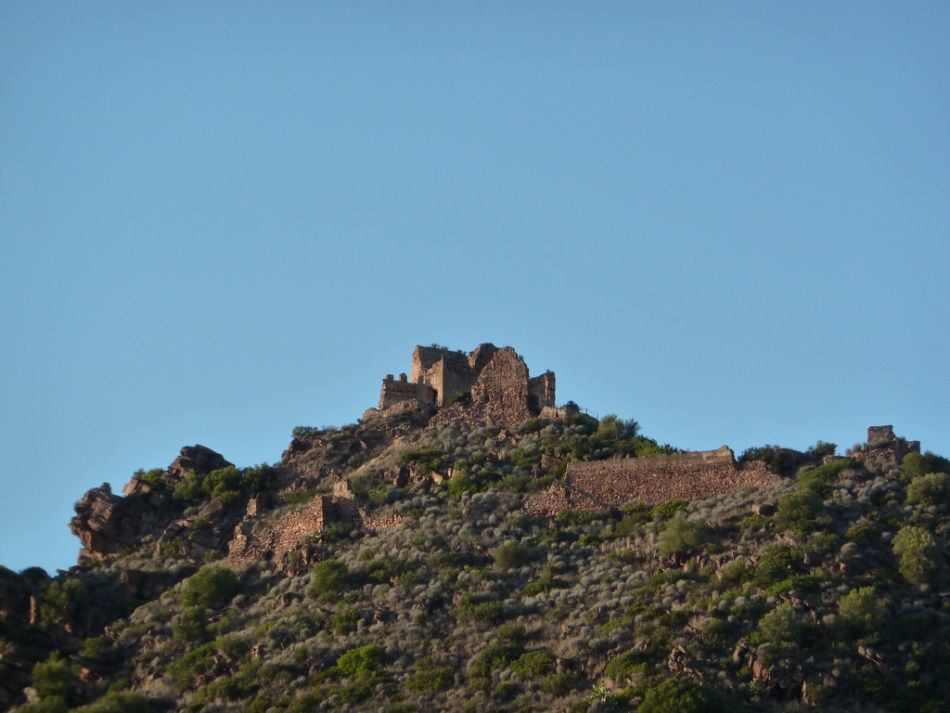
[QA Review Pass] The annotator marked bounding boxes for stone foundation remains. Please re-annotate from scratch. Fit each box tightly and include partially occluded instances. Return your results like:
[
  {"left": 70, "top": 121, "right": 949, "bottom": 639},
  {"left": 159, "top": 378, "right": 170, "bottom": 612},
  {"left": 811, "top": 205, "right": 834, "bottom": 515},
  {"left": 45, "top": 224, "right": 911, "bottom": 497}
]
[
  {"left": 850, "top": 425, "right": 919, "bottom": 472},
  {"left": 524, "top": 447, "right": 780, "bottom": 516},
  {"left": 227, "top": 488, "right": 402, "bottom": 564}
]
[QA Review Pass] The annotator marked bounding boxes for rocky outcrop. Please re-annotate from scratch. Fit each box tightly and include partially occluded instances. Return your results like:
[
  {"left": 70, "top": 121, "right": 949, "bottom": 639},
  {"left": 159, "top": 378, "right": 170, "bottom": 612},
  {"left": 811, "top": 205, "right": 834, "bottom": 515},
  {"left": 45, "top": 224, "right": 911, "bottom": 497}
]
[
  {"left": 71, "top": 445, "right": 233, "bottom": 564},
  {"left": 166, "top": 444, "right": 233, "bottom": 482},
  {"left": 70, "top": 484, "right": 138, "bottom": 563}
]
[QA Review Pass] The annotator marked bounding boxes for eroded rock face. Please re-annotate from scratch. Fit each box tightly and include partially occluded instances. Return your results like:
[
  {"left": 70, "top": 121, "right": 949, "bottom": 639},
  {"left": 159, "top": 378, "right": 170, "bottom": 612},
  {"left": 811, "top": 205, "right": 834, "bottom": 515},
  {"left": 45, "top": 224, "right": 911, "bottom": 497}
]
[
  {"left": 70, "top": 484, "right": 137, "bottom": 563},
  {"left": 71, "top": 445, "right": 234, "bottom": 564}
]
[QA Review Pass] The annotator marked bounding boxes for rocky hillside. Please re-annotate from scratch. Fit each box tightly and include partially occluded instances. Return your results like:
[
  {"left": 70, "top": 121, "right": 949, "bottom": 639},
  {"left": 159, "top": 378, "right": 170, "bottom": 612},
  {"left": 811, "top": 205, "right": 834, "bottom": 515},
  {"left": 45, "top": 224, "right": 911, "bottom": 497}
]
[{"left": 2, "top": 372, "right": 949, "bottom": 712}]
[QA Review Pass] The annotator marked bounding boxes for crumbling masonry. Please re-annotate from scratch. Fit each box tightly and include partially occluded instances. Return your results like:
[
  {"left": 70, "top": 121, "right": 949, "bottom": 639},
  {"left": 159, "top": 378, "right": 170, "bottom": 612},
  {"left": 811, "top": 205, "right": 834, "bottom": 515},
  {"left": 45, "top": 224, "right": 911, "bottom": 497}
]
[
  {"left": 524, "top": 447, "right": 780, "bottom": 516},
  {"left": 376, "top": 343, "right": 559, "bottom": 427}
]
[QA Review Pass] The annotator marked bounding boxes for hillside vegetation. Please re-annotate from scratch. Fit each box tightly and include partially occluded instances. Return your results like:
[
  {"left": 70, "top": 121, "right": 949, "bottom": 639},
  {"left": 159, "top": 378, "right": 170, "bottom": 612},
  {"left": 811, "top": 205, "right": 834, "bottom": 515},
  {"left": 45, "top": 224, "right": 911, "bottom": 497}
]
[{"left": 1, "top": 410, "right": 949, "bottom": 713}]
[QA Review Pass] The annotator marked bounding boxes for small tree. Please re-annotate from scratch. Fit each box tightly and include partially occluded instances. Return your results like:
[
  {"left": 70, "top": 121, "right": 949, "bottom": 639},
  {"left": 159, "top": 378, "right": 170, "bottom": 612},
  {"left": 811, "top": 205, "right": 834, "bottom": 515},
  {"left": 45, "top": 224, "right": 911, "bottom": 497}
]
[
  {"left": 757, "top": 602, "right": 806, "bottom": 648},
  {"left": 837, "top": 586, "right": 886, "bottom": 636},
  {"left": 308, "top": 559, "right": 350, "bottom": 600},
  {"left": 776, "top": 488, "right": 823, "bottom": 537},
  {"left": 405, "top": 656, "right": 455, "bottom": 694},
  {"left": 180, "top": 566, "right": 240, "bottom": 609},
  {"left": 892, "top": 526, "right": 943, "bottom": 587},
  {"left": 494, "top": 541, "right": 533, "bottom": 570},
  {"left": 32, "top": 652, "right": 77, "bottom": 701},
  {"left": 658, "top": 515, "right": 709, "bottom": 556},
  {"left": 906, "top": 472, "right": 950, "bottom": 507}
]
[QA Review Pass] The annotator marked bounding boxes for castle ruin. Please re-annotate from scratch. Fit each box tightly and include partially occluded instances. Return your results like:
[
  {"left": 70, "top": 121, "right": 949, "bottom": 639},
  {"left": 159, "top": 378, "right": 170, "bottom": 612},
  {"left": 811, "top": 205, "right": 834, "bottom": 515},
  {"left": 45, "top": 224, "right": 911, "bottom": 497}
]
[{"left": 375, "top": 343, "right": 558, "bottom": 427}]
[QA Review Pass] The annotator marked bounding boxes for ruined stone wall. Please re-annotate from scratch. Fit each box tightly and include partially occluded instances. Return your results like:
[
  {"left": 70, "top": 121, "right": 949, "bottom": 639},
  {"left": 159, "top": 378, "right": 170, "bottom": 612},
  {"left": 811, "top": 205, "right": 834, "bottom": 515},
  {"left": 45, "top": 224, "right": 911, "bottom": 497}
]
[
  {"left": 228, "top": 495, "right": 332, "bottom": 562},
  {"left": 468, "top": 343, "right": 499, "bottom": 373},
  {"left": 411, "top": 346, "right": 446, "bottom": 383},
  {"left": 385, "top": 343, "right": 555, "bottom": 426},
  {"left": 524, "top": 447, "right": 781, "bottom": 516},
  {"left": 529, "top": 371, "right": 556, "bottom": 410},
  {"left": 379, "top": 373, "right": 435, "bottom": 410},
  {"left": 410, "top": 346, "right": 475, "bottom": 406},
  {"left": 436, "top": 358, "right": 477, "bottom": 406},
  {"left": 228, "top": 494, "right": 402, "bottom": 564},
  {"left": 852, "top": 425, "right": 920, "bottom": 472},
  {"left": 470, "top": 347, "right": 533, "bottom": 427}
]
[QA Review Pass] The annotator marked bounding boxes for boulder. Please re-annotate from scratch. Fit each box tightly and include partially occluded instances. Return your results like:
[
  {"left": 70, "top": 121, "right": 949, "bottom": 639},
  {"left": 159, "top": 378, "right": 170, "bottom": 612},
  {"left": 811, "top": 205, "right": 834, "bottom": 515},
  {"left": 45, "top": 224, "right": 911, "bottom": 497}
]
[{"left": 166, "top": 445, "right": 232, "bottom": 482}]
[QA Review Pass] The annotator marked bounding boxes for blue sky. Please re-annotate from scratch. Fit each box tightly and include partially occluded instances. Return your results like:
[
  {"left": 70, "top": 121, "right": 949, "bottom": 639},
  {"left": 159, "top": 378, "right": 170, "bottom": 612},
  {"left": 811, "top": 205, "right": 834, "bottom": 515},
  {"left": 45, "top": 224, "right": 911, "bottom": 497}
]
[{"left": 1, "top": 2, "right": 948, "bottom": 573}]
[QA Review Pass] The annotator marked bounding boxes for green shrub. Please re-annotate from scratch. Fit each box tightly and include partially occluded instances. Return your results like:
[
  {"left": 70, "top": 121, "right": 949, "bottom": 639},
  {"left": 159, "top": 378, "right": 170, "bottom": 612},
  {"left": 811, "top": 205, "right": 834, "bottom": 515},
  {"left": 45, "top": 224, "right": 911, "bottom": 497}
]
[
  {"left": 595, "top": 415, "right": 640, "bottom": 442},
  {"left": 523, "top": 565, "right": 564, "bottom": 596},
  {"left": 540, "top": 670, "right": 581, "bottom": 695},
  {"left": 754, "top": 544, "right": 804, "bottom": 587},
  {"left": 80, "top": 636, "right": 111, "bottom": 662},
  {"left": 31, "top": 652, "right": 77, "bottom": 701},
  {"left": 906, "top": 472, "right": 950, "bottom": 507},
  {"left": 806, "top": 440, "right": 837, "bottom": 459},
  {"left": 172, "top": 470, "right": 204, "bottom": 502},
  {"left": 603, "top": 648, "right": 649, "bottom": 681},
  {"left": 775, "top": 488, "right": 824, "bottom": 537},
  {"left": 166, "top": 641, "right": 217, "bottom": 690},
  {"left": 737, "top": 445, "right": 807, "bottom": 476},
  {"left": 332, "top": 607, "right": 360, "bottom": 635},
  {"left": 72, "top": 692, "right": 157, "bottom": 713},
  {"left": 799, "top": 458, "right": 849, "bottom": 487},
  {"left": 838, "top": 586, "right": 886, "bottom": 635},
  {"left": 716, "top": 557, "right": 751, "bottom": 588},
  {"left": 131, "top": 468, "right": 166, "bottom": 489},
  {"left": 494, "top": 541, "right": 533, "bottom": 570},
  {"left": 172, "top": 605, "right": 208, "bottom": 642},
  {"left": 335, "top": 644, "right": 385, "bottom": 679},
  {"left": 757, "top": 602, "right": 807, "bottom": 648},
  {"left": 765, "top": 574, "right": 822, "bottom": 597},
  {"left": 510, "top": 650, "right": 556, "bottom": 677},
  {"left": 845, "top": 520, "right": 877, "bottom": 544},
  {"left": 639, "top": 677, "right": 723, "bottom": 713},
  {"left": 901, "top": 451, "right": 950, "bottom": 481},
  {"left": 657, "top": 515, "right": 709, "bottom": 556},
  {"left": 452, "top": 594, "right": 505, "bottom": 625},
  {"left": 308, "top": 559, "right": 351, "bottom": 600},
  {"left": 650, "top": 500, "right": 686, "bottom": 521},
  {"left": 467, "top": 641, "right": 523, "bottom": 678},
  {"left": 614, "top": 504, "right": 652, "bottom": 535},
  {"left": 405, "top": 656, "right": 455, "bottom": 694},
  {"left": 39, "top": 578, "right": 89, "bottom": 627},
  {"left": 173, "top": 464, "right": 275, "bottom": 503},
  {"left": 397, "top": 448, "right": 444, "bottom": 476},
  {"left": 180, "top": 566, "right": 240, "bottom": 609},
  {"left": 892, "top": 526, "right": 943, "bottom": 586}
]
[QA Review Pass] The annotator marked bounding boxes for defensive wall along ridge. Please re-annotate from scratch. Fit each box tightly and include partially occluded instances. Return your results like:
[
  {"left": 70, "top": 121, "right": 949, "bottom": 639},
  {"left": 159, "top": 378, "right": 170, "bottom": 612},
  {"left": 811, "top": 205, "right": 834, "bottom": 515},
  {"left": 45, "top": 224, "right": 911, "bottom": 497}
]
[{"left": 524, "top": 446, "right": 781, "bottom": 516}]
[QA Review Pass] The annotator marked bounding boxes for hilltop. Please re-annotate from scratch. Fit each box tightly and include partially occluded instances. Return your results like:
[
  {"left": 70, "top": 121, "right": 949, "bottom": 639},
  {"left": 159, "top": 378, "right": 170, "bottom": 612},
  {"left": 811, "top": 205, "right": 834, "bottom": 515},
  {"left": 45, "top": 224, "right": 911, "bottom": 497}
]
[{"left": 1, "top": 343, "right": 948, "bottom": 713}]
